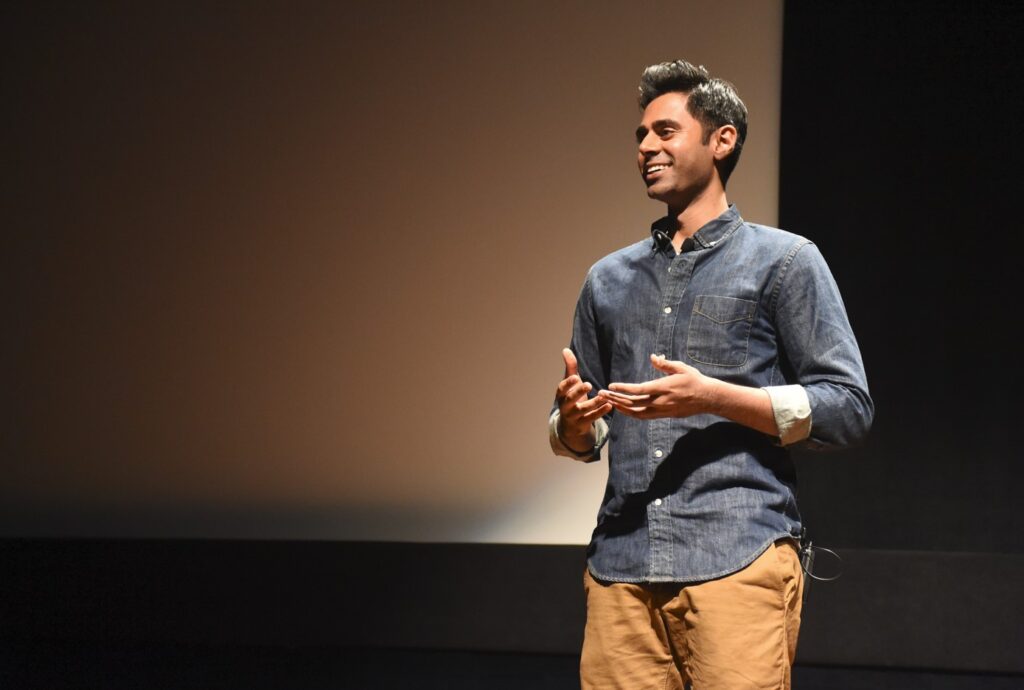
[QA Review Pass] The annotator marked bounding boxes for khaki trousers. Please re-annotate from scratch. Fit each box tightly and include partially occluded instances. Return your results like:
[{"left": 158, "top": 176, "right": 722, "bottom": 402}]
[{"left": 581, "top": 540, "right": 804, "bottom": 690}]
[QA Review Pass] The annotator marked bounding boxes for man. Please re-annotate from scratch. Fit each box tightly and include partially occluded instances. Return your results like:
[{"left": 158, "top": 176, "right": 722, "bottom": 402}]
[{"left": 549, "top": 60, "right": 873, "bottom": 689}]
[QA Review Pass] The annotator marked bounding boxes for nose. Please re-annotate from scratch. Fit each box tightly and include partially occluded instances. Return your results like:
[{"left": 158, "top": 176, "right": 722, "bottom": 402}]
[{"left": 638, "top": 130, "right": 659, "bottom": 158}]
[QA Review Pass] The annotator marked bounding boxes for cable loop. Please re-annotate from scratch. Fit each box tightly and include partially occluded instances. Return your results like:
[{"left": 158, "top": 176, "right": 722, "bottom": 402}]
[{"left": 801, "top": 544, "right": 843, "bottom": 582}]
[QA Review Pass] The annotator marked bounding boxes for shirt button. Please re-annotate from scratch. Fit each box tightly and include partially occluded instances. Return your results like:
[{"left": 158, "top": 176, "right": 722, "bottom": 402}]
[
  {"left": 663, "top": 306, "right": 672, "bottom": 314},
  {"left": 654, "top": 498, "right": 663, "bottom": 506},
  {"left": 654, "top": 449, "right": 664, "bottom": 458}
]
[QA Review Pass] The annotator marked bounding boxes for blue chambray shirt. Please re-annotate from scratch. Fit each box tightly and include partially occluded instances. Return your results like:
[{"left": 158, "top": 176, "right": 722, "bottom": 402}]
[{"left": 558, "top": 205, "right": 872, "bottom": 583}]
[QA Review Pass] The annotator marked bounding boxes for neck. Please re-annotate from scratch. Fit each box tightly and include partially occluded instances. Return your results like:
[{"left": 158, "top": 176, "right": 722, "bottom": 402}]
[{"left": 666, "top": 187, "right": 729, "bottom": 252}]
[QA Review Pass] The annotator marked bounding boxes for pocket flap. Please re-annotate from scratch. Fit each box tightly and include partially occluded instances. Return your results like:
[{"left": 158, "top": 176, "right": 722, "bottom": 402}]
[{"left": 693, "top": 295, "right": 757, "bottom": 324}]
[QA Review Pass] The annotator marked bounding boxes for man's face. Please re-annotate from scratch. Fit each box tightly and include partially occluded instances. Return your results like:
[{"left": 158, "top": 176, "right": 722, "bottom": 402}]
[{"left": 635, "top": 92, "right": 717, "bottom": 208}]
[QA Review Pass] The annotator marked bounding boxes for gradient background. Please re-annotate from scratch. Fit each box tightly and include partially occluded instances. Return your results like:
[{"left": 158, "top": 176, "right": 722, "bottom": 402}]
[
  {"left": 2, "top": 1, "right": 782, "bottom": 543},
  {"left": 5, "top": 2, "right": 1022, "bottom": 558}
]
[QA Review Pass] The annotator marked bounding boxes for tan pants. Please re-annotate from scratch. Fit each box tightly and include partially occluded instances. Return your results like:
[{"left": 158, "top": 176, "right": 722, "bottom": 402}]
[{"left": 581, "top": 540, "right": 804, "bottom": 690}]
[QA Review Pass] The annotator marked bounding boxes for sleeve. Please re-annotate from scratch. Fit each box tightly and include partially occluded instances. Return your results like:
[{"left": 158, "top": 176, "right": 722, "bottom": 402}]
[
  {"left": 548, "top": 270, "right": 612, "bottom": 463},
  {"left": 549, "top": 412, "right": 609, "bottom": 462},
  {"left": 770, "top": 241, "right": 874, "bottom": 449},
  {"left": 762, "top": 384, "right": 812, "bottom": 446}
]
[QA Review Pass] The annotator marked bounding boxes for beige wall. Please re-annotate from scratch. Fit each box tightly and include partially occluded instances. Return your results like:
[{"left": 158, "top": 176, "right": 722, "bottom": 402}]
[{"left": 2, "top": 0, "right": 781, "bottom": 542}]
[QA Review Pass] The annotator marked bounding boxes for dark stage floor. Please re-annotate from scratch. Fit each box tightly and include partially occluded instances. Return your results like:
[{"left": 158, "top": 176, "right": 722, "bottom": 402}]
[{"left": 3, "top": 643, "right": 1023, "bottom": 690}]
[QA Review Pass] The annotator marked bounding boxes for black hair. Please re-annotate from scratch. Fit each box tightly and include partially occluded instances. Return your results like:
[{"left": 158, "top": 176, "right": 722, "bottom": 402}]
[{"left": 638, "top": 60, "right": 748, "bottom": 185}]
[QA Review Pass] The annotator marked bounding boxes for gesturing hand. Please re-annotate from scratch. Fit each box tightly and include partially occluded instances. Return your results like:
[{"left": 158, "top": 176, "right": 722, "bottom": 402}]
[
  {"left": 600, "top": 354, "right": 716, "bottom": 420},
  {"left": 556, "top": 348, "right": 613, "bottom": 452}
]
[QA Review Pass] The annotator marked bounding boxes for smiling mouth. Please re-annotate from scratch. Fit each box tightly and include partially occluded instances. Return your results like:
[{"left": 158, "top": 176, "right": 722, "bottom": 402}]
[{"left": 644, "top": 163, "right": 670, "bottom": 177}]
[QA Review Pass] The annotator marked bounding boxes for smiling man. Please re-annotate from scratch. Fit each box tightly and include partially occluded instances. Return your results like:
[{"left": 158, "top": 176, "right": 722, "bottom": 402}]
[{"left": 549, "top": 60, "right": 873, "bottom": 689}]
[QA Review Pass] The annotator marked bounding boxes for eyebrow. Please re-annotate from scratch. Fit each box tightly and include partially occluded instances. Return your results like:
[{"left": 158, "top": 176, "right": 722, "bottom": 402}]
[{"left": 635, "top": 119, "right": 681, "bottom": 143}]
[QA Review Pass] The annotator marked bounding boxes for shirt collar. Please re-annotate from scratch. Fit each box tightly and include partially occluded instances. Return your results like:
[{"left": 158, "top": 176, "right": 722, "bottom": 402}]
[{"left": 650, "top": 204, "right": 743, "bottom": 254}]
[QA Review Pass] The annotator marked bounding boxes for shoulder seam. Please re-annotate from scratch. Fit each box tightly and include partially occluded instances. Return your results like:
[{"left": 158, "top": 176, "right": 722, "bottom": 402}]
[{"left": 769, "top": 238, "right": 814, "bottom": 321}]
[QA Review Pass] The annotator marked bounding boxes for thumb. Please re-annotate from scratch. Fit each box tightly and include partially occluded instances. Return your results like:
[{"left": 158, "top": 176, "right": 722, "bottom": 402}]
[
  {"left": 651, "top": 353, "right": 688, "bottom": 374},
  {"left": 562, "top": 348, "right": 579, "bottom": 378}
]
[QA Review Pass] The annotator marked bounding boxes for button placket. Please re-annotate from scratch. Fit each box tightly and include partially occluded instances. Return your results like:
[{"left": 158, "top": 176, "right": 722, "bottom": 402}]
[{"left": 644, "top": 250, "right": 696, "bottom": 579}]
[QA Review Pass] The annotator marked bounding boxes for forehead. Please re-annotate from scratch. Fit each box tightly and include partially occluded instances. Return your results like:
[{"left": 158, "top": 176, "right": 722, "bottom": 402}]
[{"left": 639, "top": 91, "right": 694, "bottom": 127}]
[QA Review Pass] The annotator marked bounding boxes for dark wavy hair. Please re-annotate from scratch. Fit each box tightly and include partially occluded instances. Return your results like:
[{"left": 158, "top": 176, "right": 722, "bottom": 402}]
[{"left": 638, "top": 60, "right": 748, "bottom": 185}]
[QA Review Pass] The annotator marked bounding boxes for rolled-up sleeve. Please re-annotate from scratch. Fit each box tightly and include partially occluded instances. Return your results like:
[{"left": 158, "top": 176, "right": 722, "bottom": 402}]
[
  {"left": 548, "top": 270, "right": 612, "bottom": 462},
  {"left": 549, "top": 411, "right": 608, "bottom": 462},
  {"left": 763, "top": 384, "right": 812, "bottom": 445}
]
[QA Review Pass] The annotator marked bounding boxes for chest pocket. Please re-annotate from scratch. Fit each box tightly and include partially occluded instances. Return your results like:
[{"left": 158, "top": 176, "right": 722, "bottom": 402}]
[{"left": 686, "top": 295, "right": 757, "bottom": 367}]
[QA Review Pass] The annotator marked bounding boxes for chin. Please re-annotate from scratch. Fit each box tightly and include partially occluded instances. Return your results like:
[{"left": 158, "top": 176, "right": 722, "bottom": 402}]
[{"left": 645, "top": 185, "right": 668, "bottom": 202}]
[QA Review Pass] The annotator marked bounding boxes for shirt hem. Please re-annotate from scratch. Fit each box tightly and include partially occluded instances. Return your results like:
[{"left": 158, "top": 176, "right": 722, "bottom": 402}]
[{"left": 586, "top": 531, "right": 800, "bottom": 585}]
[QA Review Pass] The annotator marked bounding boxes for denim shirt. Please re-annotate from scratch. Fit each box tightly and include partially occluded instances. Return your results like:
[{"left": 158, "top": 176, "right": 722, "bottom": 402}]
[{"left": 555, "top": 206, "right": 873, "bottom": 583}]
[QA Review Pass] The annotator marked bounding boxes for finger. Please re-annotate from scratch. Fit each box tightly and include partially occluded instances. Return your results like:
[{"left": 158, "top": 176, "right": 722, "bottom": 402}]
[
  {"left": 608, "top": 382, "right": 649, "bottom": 395},
  {"left": 556, "top": 374, "right": 582, "bottom": 397},
  {"left": 581, "top": 402, "right": 613, "bottom": 421},
  {"left": 568, "top": 380, "right": 592, "bottom": 401},
  {"left": 650, "top": 353, "right": 688, "bottom": 374},
  {"left": 559, "top": 382, "right": 591, "bottom": 410},
  {"left": 562, "top": 348, "right": 579, "bottom": 378},
  {"left": 600, "top": 389, "right": 650, "bottom": 403},
  {"left": 561, "top": 384, "right": 593, "bottom": 411},
  {"left": 605, "top": 396, "right": 647, "bottom": 411},
  {"left": 576, "top": 395, "right": 610, "bottom": 413},
  {"left": 607, "top": 402, "right": 647, "bottom": 418}
]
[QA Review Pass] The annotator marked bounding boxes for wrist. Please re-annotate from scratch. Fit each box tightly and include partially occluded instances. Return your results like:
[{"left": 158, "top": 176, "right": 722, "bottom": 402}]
[
  {"left": 699, "top": 373, "right": 727, "bottom": 415},
  {"left": 558, "top": 418, "right": 595, "bottom": 453},
  {"left": 704, "top": 378, "right": 779, "bottom": 436}
]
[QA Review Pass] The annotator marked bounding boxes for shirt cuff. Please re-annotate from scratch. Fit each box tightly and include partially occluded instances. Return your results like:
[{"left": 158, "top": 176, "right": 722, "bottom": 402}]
[
  {"left": 762, "top": 385, "right": 812, "bottom": 446},
  {"left": 549, "top": 410, "right": 608, "bottom": 462}
]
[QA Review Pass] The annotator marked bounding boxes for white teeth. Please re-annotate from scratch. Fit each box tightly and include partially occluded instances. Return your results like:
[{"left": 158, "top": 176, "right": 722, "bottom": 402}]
[{"left": 647, "top": 164, "right": 668, "bottom": 173}]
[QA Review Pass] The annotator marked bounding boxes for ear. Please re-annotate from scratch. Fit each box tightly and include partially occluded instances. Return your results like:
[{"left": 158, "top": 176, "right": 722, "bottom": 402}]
[{"left": 711, "top": 124, "right": 738, "bottom": 161}]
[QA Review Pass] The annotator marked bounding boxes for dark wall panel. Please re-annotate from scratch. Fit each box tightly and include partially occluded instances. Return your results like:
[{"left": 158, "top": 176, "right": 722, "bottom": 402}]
[
  {"left": 3, "top": 540, "right": 1023, "bottom": 674},
  {"left": 781, "top": 1, "right": 1024, "bottom": 553}
]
